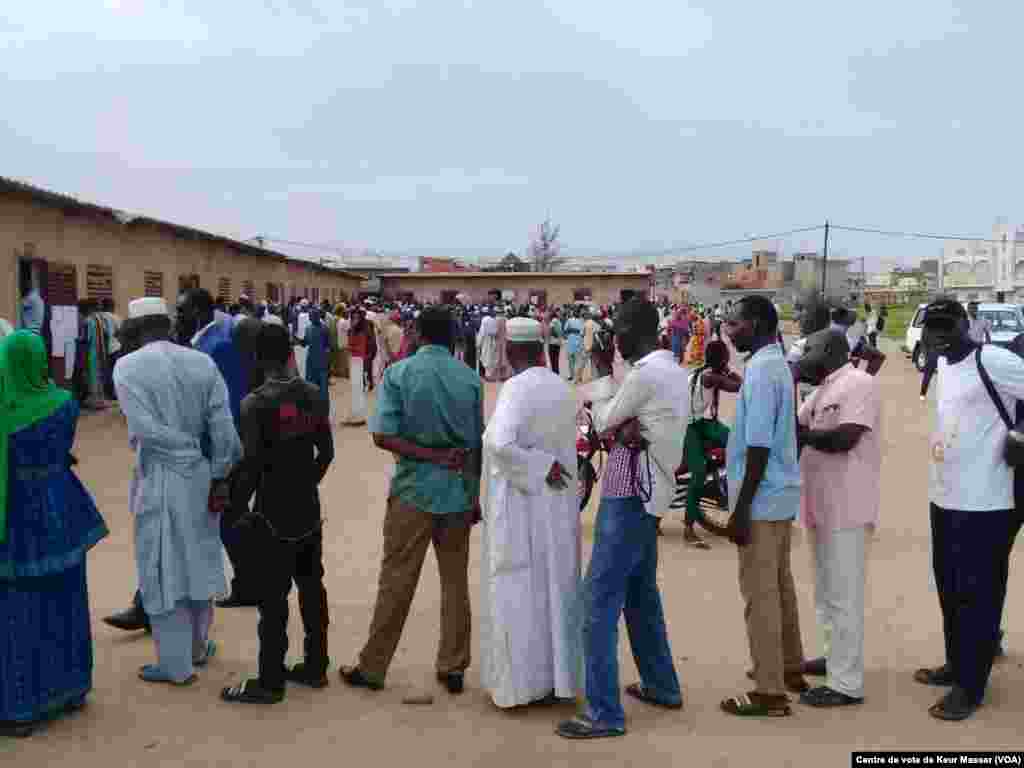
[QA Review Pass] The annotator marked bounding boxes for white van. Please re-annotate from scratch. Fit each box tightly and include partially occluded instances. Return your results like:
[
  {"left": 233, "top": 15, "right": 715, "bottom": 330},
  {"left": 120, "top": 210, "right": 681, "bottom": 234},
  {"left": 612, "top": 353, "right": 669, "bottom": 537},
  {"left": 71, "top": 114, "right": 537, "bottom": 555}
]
[{"left": 905, "top": 302, "right": 1024, "bottom": 371}]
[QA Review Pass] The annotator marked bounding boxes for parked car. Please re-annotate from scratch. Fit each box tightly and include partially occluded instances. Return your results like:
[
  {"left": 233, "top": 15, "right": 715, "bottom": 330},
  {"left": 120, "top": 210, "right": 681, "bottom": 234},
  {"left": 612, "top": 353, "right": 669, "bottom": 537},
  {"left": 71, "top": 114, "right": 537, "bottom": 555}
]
[
  {"left": 904, "top": 303, "right": 929, "bottom": 371},
  {"left": 904, "top": 302, "right": 1024, "bottom": 371}
]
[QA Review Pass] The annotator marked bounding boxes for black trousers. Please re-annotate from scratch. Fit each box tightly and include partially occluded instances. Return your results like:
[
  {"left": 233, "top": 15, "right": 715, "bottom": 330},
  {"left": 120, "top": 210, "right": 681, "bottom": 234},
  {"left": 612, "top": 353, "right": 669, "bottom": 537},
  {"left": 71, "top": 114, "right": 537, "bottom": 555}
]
[
  {"left": 548, "top": 344, "right": 561, "bottom": 374},
  {"left": 464, "top": 336, "right": 477, "bottom": 372},
  {"left": 930, "top": 504, "right": 1023, "bottom": 704},
  {"left": 254, "top": 524, "right": 329, "bottom": 691},
  {"left": 221, "top": 504, "right": 256, "bottom": 600}
]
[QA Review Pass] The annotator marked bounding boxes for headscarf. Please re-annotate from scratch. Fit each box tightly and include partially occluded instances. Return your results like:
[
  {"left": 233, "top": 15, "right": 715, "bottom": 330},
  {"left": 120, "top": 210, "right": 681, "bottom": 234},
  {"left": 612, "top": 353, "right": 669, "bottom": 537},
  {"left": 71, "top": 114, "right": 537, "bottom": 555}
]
[{"left": 0, "top": 331, "right": 72, "bottom": 542}]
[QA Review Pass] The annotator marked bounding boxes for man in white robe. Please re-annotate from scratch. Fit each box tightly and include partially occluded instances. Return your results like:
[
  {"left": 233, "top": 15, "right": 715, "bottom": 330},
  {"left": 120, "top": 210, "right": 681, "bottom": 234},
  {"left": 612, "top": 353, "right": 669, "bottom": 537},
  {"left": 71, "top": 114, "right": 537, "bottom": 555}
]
[
  {"left": 477, "top": 309, "right": 498, "bottom": 379},
  {"left": 480, "top": 317, "right": 582, "bottom": 708},
  {"left": 293, "top": 299, "right": 311, "bottom": 382},
  {"left": 114, "top": 297, "right": 242, "bottom": 685}
]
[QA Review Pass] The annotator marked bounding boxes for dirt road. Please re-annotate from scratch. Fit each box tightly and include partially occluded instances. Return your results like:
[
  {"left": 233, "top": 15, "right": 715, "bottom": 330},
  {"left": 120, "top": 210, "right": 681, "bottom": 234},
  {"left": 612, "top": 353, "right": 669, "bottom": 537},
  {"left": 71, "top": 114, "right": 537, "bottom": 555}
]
[{"left": 9, "top": 346, "right": 1023, "bottom": 767}]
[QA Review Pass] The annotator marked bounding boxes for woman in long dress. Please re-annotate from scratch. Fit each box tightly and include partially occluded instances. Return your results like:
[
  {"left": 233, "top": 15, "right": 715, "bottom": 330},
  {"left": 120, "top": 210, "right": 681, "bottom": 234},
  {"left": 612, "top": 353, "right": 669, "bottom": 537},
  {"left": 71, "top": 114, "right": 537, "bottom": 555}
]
[
  {"left": 345, "top": 310, "right": 370, "bottom": 425},
  {"left": 492, "top": 309, "right": 513, "bottom": 381},
  {"left": 0, "top": 331, "right": 108, "bottom": 737},
  {"left": 334, "top": 304, "right": 350, "bottom": 379},
  {"left": 688, "top": 308, "right": 706, "bottom": 367}
]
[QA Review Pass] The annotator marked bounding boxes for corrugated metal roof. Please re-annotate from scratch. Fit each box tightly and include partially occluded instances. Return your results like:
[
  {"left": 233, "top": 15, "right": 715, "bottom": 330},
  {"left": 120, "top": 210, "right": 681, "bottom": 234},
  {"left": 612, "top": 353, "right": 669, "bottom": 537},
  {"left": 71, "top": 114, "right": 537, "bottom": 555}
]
[{"left": 0, "top": 175, "right": 363, "bottom": 280}]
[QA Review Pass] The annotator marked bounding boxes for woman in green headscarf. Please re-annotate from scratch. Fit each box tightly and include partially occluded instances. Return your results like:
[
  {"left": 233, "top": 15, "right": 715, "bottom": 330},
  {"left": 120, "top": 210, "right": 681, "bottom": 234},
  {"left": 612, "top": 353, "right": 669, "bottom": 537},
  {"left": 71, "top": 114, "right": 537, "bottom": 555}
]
[{"left": 0, "top": 331, "right": 108, "bottom": 738}]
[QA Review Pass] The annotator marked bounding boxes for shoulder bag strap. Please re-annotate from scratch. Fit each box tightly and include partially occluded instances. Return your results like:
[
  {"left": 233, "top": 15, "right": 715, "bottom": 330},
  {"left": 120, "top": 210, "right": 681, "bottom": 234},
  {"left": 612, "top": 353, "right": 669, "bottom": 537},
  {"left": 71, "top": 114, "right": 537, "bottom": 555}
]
[{"left": 976, "top": 345, "right": 1014, "bottom": 429}]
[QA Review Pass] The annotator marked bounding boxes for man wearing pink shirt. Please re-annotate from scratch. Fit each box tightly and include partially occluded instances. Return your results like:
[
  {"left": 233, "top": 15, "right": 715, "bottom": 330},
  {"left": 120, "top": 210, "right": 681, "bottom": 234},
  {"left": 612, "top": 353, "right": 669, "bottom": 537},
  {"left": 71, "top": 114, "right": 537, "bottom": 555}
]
[{"left": 794, "top": 329, "right": 881, "bottom": 707}]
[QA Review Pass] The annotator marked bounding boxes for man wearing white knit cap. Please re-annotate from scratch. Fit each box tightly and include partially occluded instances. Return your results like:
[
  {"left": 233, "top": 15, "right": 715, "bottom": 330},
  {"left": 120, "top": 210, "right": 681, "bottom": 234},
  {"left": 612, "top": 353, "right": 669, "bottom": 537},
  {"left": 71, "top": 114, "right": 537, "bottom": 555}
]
[
  {"left": 480, "top": 316, "right": 582, "bottom": 708},
  {"left": 114, "top": 297, "right": 242, "bottom": 685}
]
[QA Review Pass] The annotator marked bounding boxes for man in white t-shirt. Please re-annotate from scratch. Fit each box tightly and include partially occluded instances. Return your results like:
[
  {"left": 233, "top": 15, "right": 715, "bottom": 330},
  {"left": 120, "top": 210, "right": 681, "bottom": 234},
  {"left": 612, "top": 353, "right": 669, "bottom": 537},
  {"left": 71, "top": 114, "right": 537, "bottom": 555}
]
[{"left": 914, "top": 299, "right": 1024, "bottom": 721}]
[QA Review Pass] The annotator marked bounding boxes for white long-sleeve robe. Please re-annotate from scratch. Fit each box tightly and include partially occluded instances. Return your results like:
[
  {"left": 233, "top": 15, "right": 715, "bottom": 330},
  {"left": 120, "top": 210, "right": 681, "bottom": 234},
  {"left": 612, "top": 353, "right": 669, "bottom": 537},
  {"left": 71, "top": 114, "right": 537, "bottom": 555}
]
[
  {"left": 477, "top": 315, "right": 498, "bottom": 374},
  {"left": 114, "top": 341, "right": 242, "bottom": 617},
  {"left": 479, "top": 366, "right": 582, "bottom": 708}
]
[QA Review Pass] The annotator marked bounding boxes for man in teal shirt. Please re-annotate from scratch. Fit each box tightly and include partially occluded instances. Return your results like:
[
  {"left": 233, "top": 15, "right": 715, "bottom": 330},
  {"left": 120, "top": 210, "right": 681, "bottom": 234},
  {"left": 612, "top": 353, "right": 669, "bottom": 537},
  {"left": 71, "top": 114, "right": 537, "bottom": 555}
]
[{"left": 342, "top": 307, "right": 484, "bottom": 695}]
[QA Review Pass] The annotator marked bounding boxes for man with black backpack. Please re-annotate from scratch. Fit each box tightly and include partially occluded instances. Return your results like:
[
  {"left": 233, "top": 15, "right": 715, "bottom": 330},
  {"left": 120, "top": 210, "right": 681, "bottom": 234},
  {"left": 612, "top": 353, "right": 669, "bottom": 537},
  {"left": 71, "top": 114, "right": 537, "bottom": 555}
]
[{"left": 914, "top": 299, "right": 1024, "bottom": 721}]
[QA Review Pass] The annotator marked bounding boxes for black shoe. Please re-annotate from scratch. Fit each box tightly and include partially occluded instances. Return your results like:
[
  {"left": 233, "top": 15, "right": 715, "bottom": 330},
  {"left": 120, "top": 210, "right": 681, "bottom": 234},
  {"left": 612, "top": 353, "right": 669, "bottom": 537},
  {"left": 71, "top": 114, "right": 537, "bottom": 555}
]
[
  {"left": 103, "top": 604, "right": 151, "bottom": 633},
  {"left": 285, "top": 662, "right": 329, "bottom": 689},
  {"left": 801, "top": 657, "right": 827, "bottom": 677},
  {"left": 216, "top": 593, "right": 259, "bottom": 609},
  {"left": 437, "top": 672, "right": 464, "bottom": 695}
]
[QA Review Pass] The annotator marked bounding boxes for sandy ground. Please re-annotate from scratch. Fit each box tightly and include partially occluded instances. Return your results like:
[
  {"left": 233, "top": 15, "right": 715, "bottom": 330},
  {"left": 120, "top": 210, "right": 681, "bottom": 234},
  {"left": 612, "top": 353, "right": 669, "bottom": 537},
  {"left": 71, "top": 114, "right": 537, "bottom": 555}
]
[{"left": 8, "top": 341, "right": 1024, "bottom": 767}]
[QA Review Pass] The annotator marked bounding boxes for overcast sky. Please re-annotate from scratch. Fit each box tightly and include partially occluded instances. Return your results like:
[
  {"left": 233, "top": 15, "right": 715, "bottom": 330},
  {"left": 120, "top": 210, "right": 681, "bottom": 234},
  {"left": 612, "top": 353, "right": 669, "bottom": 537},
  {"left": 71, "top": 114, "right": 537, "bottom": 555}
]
[{"left": 1, "top": 1, "right": 1017, "bottom": 269}]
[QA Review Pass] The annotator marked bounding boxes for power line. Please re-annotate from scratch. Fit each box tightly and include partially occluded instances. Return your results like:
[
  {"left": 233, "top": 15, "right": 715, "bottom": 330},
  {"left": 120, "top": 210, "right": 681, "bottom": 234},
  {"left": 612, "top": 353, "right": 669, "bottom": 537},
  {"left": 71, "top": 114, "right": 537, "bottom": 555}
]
[
  {"left": 616, "top": 225, "right": 826, "bottom": 261},
  {"left": 830, "top": 224, "right": 1015, "bottom": 246}
]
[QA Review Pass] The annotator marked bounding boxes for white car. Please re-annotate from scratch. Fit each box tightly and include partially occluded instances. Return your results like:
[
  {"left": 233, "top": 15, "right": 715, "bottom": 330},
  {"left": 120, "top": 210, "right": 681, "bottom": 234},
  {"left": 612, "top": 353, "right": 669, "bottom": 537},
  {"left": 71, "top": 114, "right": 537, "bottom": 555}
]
[{"left": 904, "top": 302, "right": 1024, "bottom": 371}]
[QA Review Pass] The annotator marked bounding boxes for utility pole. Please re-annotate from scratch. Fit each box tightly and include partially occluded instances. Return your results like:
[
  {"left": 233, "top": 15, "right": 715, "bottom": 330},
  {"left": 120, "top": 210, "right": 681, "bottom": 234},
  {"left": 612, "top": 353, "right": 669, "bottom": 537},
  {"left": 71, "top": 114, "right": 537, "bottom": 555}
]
[
  {"left": 821, "top": 220, "right": 830, "bottom": 299},
  {"left": 861, "top": 255, "right": 866, "bottom": 304}
]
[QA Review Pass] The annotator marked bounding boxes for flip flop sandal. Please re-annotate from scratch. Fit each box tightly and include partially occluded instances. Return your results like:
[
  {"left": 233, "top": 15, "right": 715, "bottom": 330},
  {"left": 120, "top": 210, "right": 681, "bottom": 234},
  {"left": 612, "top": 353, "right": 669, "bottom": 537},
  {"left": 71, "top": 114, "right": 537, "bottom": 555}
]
[
  {"left": 625, "top": 683, "right": 683, "bottom": 710},
  {"left": 138, "top": 665, "right": 197, "bottom": 686},
  {"left": 555, "top": 715, "right": 626, "bottom": 739},
  {"left": 720, "top": 693, "right": 792, "bottom": 717},
  {"left": 799, "top": 686, "right": 863, "bottom": 707},
  {"left": 220, "top": 678, "right": 285, "bottom": 705},
  {"left": 193, "top": 640, "right": 218, "bottom": 668},
  {"left": 284, "top": 662, "right": 329, "bottom": 689},
  {"left": 914, "top": 665, "right": 954, "bottom": 687},
  {"left": 339, "top": 665, "right": 384, "bottom": 690},
  {"left": 744, "top": 670, "right": 808, "bottom": 694},
  {"left": 0, "top": 721, "right": 35, "bottom": 738}
]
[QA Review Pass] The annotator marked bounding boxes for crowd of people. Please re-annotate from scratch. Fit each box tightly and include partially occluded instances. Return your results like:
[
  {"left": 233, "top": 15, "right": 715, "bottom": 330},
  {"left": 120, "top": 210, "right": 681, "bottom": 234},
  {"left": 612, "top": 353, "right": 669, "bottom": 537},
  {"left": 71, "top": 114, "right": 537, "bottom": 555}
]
[{"left": 0, "top": 283, "right": 1020, "bottom": 740}]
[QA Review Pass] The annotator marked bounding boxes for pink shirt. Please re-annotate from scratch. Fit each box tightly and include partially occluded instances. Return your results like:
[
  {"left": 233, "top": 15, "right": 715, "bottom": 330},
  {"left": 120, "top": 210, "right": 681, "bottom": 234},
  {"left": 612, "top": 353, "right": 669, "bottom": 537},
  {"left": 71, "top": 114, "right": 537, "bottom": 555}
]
[{"left": 798, "top": 363, "right": 881, "bottom": 531}]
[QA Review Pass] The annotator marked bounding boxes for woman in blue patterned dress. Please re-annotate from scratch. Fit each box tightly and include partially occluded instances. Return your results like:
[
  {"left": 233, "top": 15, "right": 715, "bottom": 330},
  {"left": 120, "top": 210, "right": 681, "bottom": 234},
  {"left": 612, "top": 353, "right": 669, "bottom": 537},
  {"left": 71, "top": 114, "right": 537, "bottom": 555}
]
[{"left": 0, "top": 331, "right": 108, "bottom": 738}]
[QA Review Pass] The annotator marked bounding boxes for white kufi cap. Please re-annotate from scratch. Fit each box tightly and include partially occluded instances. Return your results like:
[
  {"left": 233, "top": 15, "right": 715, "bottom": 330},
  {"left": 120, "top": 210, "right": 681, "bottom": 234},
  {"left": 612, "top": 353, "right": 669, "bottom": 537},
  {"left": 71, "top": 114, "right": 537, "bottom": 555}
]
[
  {"left": 506, "top": 317, "right": 542, "bottom": 343},
  {"left": 128, "top": 297, "right": 169, "bottom": 319}
]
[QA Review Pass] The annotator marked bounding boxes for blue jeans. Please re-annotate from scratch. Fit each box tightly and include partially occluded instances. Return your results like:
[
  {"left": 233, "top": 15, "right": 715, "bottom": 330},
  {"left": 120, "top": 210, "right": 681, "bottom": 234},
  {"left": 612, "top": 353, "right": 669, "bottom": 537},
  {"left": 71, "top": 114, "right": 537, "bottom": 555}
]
[{"left": 583, "top": 497, "right": 681, "bottom": 729}]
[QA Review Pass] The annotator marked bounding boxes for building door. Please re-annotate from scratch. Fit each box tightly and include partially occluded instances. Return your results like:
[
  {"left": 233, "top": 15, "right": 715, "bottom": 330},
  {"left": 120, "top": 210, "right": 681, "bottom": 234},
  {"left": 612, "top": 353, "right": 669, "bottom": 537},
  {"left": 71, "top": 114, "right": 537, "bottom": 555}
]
[{"left": 440, "top": 290, "right": 458, "bottom": 304}]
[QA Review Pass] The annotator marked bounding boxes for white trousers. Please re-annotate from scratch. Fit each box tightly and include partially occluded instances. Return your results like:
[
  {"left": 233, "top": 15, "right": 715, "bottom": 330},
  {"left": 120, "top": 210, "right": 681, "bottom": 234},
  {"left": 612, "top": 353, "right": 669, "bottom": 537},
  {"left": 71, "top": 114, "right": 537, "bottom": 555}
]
[
  {"left": 808, "top": 526, "right": 870, "bottom": 698},
  {"left": 348, "top": 356, "right": 367, "bottom": 424},
  {"left": 150, "top": 599, "right": 214, "bottom": 682},
  {"left": 294, "top": 345, "right": 309, "bottom": 382}
]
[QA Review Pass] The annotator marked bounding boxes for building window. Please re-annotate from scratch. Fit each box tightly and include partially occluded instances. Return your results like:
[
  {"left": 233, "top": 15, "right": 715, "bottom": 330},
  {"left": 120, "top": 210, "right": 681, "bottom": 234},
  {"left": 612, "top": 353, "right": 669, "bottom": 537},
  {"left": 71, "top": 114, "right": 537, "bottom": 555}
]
[
  {"left": 441, "top": 290, "right": 459, "bottom": 304},
  {"left": 573, "top": 289, "right": 591, "bottom": 301},
  {"left": 241, "top": 279, "right": 254, "bottom": 299},
  {"left": 179, "top": 274, "right": 200, "bottom": 294},
  {"left": 144, "top": 271, "right": 164, "bottom": 298},
  {"left": 47, "top": 263, "right": 78, "bottom": 305},
  {"left": 266, "top": 282, "right": 279, "bottom": 302},
  {"left": 86, "top": 264, "right": 114, "bottom": 301},
  {"left": 217, "top": 277, "right": 232, "bottom": 303}
]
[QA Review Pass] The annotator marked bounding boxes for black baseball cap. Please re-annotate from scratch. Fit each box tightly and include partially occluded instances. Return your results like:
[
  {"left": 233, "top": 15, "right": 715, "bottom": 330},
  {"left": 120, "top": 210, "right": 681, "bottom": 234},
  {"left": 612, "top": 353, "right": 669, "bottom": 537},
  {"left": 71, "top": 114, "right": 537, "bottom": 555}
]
[{"left": 922, "top": 299, "right": 967, "bottom": 327}]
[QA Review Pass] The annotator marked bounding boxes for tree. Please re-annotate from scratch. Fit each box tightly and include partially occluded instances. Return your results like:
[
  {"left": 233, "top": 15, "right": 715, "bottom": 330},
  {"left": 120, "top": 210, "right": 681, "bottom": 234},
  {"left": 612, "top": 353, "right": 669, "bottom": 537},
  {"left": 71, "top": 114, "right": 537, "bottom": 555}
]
[
  {"left": 483, "top": 252, "right": 531, "bottom": 272},
  {"left": 529, "top": 218, "right": 565, "bottom": 272}
]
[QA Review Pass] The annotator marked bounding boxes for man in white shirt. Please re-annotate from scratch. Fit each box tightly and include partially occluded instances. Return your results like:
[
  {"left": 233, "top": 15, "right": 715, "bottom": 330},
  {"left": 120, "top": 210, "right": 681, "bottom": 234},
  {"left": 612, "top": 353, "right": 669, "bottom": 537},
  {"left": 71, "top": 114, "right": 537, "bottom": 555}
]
[
  {"left": 914, "top": 299, "right": 1024, "bottom": 721},
  {"left": 556, "top": 299, "right": 686, "bottom": 739},
  {"left": 480, "top": 318, "right": 581, "bottom": 709}
]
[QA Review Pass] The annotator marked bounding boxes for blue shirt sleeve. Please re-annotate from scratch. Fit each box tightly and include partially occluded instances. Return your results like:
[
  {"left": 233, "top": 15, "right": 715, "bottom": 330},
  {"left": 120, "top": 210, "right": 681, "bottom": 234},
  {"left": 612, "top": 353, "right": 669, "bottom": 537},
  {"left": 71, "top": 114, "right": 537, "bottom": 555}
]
[
  {"left": 369, "top": 366, "right": 404, "bottom": 436},
  {"left": 743, "top": 362, "right": 782, "bottom": 449}
]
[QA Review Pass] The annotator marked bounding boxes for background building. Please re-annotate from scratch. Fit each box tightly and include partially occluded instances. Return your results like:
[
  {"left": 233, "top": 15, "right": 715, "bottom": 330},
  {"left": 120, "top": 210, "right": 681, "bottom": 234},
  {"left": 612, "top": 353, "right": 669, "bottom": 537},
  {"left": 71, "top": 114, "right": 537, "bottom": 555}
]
[
  {"left": 940, "top": 218, "right": 1024, "bottom": 301},
  {"left": 376, "top": 271, "right": 651, "bottom": 307},
  {"left": 3, "top": 177, "right": 363, "bottom": 382}
]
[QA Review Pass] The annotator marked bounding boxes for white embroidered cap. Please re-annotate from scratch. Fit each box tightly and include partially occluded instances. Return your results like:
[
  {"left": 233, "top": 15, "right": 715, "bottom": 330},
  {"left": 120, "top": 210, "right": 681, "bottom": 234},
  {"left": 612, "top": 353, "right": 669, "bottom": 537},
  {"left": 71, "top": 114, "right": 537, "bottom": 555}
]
[
  {"left": 506, "top": 317, "right": 542, "bottom": 343},
  {"left": 128, "top": 297, "right": 169, "bottom": 319}
]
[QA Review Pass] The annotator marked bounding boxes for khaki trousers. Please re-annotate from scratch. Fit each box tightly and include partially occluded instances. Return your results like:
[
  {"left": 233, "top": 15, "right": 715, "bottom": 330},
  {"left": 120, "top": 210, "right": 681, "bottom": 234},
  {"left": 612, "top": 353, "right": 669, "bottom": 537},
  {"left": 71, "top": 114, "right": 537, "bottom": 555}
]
[
  {"left": 358, "top": 497, "right": 472, "bottom": 683},
  {"left": 738, "top": 520, "right": 804, "bottom": 696}
]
